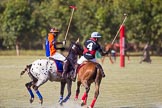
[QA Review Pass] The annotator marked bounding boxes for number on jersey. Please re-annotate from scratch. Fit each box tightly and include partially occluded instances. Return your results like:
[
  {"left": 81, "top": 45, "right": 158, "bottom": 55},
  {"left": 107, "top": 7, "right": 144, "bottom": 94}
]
[{"left": 87, "top": 43, "right": 93, "bottom": 51}]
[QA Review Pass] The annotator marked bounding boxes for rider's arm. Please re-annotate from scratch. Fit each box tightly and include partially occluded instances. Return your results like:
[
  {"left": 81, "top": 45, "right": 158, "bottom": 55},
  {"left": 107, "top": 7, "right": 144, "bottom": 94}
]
[
  {"left": 98, "top": 45, "right": 110, "bottom": 56},
  {"left": 52, "top": 40, "right": 66, "bottom": 51},
  {"left": 53, "top": 40, "right": 66, "bottom": 45}
]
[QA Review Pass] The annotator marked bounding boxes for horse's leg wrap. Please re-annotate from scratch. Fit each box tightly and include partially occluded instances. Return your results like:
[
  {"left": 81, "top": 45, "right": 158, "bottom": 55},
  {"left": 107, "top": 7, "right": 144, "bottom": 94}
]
[
  {"left": 81, "top": 92, "right": 88, "bottom": 105},
  {"left": 90, "top": 98, "right": 97, "bottom": 108},
  {"left": 59, "top": 96, "right": 63, "bottom": 102},
  {"left": 28, "top": 89, "right": 34, "bottom": 99},
  {"left": 63, "top": 93, "right": 71, "bottom": 102},
  {"left": 35, "top": 90, "right": 43, "bottom": 104},
  {"left": 96, "top": 63, "right": 105, "bottom": 77},
  {"left": 25, "top": 82, "right": 34, "bottom": 103},
  {"left": 32, "top": 85, "right": 43, "bottom": 104}
]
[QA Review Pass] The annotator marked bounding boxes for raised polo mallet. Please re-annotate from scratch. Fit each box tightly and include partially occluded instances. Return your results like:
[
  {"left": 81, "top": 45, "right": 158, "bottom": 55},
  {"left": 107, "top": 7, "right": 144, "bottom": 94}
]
[
  {"left": 111, "top": 13, "right": 127, "bottom": 44},
  {"left": 64, "top": 6, "right": 77, "bottom": 41}
]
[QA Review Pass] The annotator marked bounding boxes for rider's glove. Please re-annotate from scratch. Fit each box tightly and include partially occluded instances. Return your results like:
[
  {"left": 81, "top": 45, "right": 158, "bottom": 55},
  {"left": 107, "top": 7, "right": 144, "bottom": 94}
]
[
  {"left": 52, "top": 41, "right": 56, "bottom": 45},
  {"left": 62, "top": 40, "right": 66, "bottom": 46}
]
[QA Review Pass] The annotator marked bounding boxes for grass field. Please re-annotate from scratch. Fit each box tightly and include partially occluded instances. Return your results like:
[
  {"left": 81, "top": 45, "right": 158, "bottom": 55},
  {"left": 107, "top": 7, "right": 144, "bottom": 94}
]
[{"left": 0, "top": 56, "right": 162, "bottom": 108}]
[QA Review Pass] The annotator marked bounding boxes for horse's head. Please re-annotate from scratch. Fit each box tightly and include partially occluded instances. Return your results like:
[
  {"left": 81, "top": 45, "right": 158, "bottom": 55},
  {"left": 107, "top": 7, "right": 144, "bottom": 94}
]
[
  {"left": 104, "top": 43, "right": 113, "bottom": 52},
  {"left": 70, "top": 39, "right": 83, "bottom": 56}
]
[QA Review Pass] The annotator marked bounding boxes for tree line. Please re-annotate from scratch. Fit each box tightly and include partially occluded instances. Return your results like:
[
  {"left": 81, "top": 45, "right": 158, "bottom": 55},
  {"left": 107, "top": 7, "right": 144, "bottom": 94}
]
[{"left": 0, "top": 0, "right": 162, "bottom": 55}]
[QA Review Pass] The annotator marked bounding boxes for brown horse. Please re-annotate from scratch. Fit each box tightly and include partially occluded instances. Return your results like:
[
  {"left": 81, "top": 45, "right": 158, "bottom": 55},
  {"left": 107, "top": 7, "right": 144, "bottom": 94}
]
[
  {"left": 101, "top": 43, "right": 131, "bottom": 64},
  {"left": 74, "top": 61, "right": 103, "bottom": 108},
  {"left": 101, "top": 43, "right": 114, "bottom": 64}
]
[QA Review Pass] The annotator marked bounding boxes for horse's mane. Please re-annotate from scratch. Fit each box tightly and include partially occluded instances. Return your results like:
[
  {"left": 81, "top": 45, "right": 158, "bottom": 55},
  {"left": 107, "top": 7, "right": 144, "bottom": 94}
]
[
  {"left": 68, "top": 41, "right": 75, "bottom": 51},
  {"left": 65, "top": 42, "right": 76, "bottom": 58},
  {"left": 67, "top": 41, "right": 83, "bottom": 57}
]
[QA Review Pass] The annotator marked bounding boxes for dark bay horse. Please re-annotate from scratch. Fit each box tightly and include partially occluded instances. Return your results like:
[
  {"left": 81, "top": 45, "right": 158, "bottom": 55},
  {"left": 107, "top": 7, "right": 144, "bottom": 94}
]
[
  {"left": 74, "top": 61, "right": 103, "bottom": 108},
  {"left": 20, "top": 39, "right": 83, "bottom": 105}
]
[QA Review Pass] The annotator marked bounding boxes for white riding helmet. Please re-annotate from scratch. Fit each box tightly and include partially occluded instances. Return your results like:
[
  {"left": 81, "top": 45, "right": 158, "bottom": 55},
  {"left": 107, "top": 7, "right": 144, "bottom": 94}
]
[{"left": 91, "top": 32, "right": 102, "bottom": 38}]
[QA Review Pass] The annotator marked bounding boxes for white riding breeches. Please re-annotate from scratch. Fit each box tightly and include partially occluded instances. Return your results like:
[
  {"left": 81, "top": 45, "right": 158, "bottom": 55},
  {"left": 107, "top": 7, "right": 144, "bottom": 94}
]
[
  {"left": 51, "top": 52, "right": 66, "bottom": 61},
  {"left": 77, "top": 56, "right": 96, "bottom": 64}
]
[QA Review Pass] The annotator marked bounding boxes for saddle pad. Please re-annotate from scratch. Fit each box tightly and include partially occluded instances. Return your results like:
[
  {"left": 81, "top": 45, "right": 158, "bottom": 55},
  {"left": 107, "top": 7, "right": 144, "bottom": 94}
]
[
  {"left": 54, "top": 60, "right": 63, "bottom": 73},
  {"left": 77, "top": 63, "right": 86, "bottom": 73}
]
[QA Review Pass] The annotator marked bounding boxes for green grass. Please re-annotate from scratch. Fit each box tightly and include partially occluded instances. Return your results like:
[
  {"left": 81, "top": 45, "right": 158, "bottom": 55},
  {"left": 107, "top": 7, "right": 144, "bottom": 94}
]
[
  {"left": 0, "top": 56, "right": 162, "bottom": 108},
  {"left": 0, "top": 50, "right": 45, "bottom": 56}
]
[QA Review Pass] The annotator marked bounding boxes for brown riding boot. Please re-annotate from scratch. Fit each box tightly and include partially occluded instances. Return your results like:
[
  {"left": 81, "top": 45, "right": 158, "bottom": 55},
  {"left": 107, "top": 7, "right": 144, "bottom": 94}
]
[
  {"left": 72, "top": 64, "right": 80, "bottom": 82},
  {"left": 96, "top": 63, "right": 105, "bottom": 78}
]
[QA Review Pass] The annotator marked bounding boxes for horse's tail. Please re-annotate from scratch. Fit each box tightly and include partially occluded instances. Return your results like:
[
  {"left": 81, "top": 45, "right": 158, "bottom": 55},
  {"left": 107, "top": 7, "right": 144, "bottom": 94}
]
[{"left": 20, "top": 64, "right": 32, "bottom": 76}]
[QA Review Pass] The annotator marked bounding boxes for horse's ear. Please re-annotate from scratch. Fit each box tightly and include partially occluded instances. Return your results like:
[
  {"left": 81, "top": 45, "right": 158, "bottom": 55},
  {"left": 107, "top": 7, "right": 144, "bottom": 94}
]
[{"left": 75, "top": 38, "right": 79, "bottom": 43}]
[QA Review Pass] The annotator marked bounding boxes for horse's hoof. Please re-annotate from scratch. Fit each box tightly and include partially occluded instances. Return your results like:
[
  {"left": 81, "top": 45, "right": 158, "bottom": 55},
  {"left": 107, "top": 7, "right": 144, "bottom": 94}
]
[
  {"left": 102, "top": 74, "right": 105, "bottom": 78},
  {"left": 74, "top": 97, "right": 78, "bottom": 101},
  {"left": 39, "top": 98, "right": 43, "bottom": 105},
  {"left": 29, "top": 98, "right": 34, "bottom": 103},
  {"left": 59, "top": 99, "right": 64, "bottom": 106},
  {"left": 59, "top": 101, "right": 63, "bottom": 106},
  {"left": 81, "top": 100, "right": 86, "bottom": 106}
]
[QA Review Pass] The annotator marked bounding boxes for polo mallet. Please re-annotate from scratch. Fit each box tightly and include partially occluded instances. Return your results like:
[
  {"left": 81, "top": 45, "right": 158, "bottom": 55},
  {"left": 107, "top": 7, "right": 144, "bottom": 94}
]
[
  {"left": 111, "top": 13, "right": 127, "bottom": 44},
  {"left": 64, "top": 6, "right": 77, "bottom": 41}
]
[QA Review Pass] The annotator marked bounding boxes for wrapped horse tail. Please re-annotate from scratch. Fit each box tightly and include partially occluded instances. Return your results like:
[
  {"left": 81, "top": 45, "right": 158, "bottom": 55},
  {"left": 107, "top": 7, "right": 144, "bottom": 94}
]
[{"left": 20, "top": 64, "right": 32, "bottom": 76}]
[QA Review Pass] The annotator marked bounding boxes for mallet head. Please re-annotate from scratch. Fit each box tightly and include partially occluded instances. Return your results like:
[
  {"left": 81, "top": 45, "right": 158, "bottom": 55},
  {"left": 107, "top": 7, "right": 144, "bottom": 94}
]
[{"left": 70, "top": 6, "right": 77, "bottom": 10}]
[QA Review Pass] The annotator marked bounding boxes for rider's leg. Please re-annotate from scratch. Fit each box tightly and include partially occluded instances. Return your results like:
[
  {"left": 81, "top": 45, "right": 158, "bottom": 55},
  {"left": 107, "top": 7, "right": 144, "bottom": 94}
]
[
  {"left": 51, "top": 52, "right": 66, "bottom": 61},
  {"left": 72, "top": 56, "right": 87, "bottom": 81}
]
